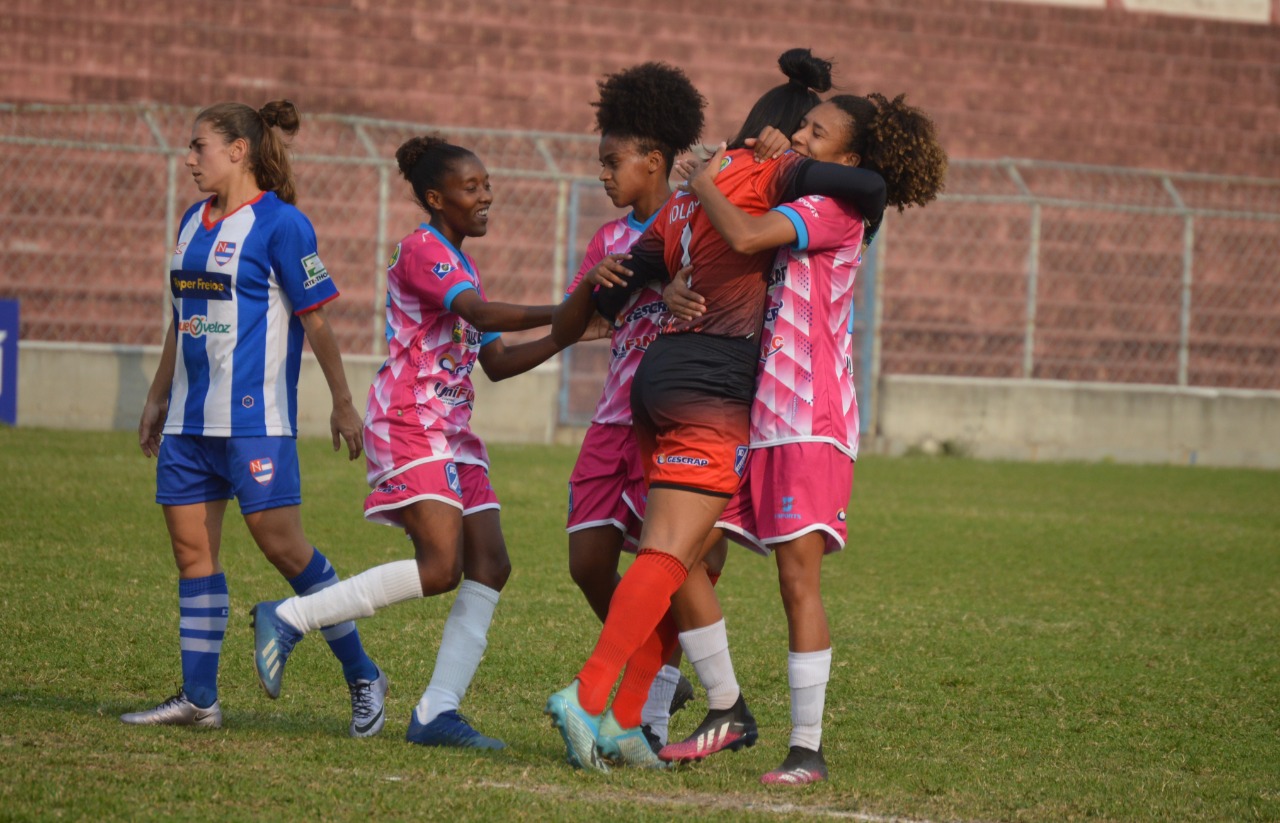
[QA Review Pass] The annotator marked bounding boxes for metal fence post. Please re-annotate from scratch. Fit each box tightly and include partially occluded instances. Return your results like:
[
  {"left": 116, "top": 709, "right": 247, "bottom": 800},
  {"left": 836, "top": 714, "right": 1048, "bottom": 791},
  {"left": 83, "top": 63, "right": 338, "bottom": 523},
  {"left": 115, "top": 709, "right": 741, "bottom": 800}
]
[{"left": 1024, "top": 203, "right": 1042, "bottom": 379}]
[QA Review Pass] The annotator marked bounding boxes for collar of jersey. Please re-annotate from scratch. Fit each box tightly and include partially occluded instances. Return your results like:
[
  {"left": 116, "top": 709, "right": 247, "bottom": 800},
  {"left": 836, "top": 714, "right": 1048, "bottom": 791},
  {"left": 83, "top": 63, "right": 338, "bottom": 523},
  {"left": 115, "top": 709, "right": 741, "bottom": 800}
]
[
  {"left": 418, "top": 223, "right": 476, "bottom": 276},
  {"left": 202, "top": 190, "right": 267, "bottom": 230},
  {"left": 626, "top": 206, "right": 661, "bottom": 234}
]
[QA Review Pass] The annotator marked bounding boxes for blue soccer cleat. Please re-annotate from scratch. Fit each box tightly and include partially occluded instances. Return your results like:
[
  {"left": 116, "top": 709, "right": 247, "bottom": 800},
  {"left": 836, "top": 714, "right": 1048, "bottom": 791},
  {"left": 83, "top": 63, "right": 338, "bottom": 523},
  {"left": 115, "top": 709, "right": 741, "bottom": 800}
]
[
  {"left": 596, "top": 709, "right": 667, "bottom": 769},
  {"left": 544, "top": 681, "right": 609, "bottom": 772},
  {"left": 406, "top": 709, "right": 506, "bottom": 750},
  {"left": 250, "top": 599, "right": 302, "bottom": 699}
]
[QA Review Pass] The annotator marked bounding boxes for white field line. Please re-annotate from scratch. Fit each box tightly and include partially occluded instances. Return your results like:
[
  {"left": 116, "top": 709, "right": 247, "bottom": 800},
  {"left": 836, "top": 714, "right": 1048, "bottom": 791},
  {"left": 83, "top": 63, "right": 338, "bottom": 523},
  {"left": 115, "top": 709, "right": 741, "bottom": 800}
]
[{"left": 466, "top": 778, "right": 951, "bottom": 823}]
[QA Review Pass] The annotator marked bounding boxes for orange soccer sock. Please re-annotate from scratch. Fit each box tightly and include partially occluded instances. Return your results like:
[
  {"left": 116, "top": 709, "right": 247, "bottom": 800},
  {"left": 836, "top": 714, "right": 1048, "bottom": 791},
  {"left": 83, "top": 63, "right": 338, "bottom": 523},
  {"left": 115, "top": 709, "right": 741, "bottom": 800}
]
[
  {"left": 576, "top": 549, "right": 687, "bottom": 715},
  {"left": 610, "top": 611, "right": 678, "bottom": 729}
]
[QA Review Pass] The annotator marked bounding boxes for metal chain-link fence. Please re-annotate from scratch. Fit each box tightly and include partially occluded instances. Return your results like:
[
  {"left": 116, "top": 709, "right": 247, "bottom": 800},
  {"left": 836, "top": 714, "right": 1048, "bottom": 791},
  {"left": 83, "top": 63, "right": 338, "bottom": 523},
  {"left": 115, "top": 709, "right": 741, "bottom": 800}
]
[{"left": 3, "top": 104, "right": 1278, "bottom": 427}]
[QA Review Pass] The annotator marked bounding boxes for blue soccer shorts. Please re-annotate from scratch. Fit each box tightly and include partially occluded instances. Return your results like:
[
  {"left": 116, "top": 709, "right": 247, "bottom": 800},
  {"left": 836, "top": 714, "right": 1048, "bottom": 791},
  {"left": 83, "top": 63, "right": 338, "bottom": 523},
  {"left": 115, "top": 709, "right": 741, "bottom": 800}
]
[{"left": 156, "top": 434, "right": 302, "bottom": 514}]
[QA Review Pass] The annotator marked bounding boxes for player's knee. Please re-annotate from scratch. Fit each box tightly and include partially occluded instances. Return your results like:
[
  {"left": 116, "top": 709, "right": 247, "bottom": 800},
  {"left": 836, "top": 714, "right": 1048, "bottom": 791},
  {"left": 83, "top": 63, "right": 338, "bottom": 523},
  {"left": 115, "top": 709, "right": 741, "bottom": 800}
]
[{"left": 417, "top": 560, "right": 463, "bottom": 596}]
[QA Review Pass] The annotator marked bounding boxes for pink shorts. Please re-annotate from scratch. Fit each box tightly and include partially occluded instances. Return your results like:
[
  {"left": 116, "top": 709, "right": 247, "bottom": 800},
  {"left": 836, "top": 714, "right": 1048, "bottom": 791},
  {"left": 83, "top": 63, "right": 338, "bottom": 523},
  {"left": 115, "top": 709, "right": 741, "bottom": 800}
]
[
  {"left": 716, "top": 442, "right": 853, "bottom": 556},
  {"left": 567, "top": 423, "right": 645, "bottom": 547},
  {"left": 364, "top": 459, "right": 499, "bottom": 527}
]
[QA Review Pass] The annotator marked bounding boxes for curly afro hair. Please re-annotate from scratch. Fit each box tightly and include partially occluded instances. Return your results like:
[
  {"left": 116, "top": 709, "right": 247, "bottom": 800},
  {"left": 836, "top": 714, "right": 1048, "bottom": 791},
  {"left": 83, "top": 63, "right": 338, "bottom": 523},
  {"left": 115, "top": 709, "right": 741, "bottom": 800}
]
[
  {"left": 592, "top": 62, "right": 706, "bottom": 171},
  {"left": 828, "top": 93, "right": 947, "bottom": 212}
]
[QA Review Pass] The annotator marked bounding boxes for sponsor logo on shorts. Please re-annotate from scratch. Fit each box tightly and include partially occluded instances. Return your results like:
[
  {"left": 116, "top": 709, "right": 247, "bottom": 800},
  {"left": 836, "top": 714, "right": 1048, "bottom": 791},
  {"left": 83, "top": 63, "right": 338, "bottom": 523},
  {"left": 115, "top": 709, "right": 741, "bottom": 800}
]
[
  {"left": 776, "top": 495, "right": 802, "bottom": 520},
  {"left": 376, "top": 482, "right": 407, "bottom": 494},
  {"left": 445, "top": 462, "right": 462, "bottom": 497},
  {"left": 301, "top": 253, "right": 331, "bottom": 288},
  {"left": 178, "top": 315, "right": 233, "bottom": 338},
  {"left": 214, "top": 241, "right": 237, "bottom": 266},
  {"left": 567, "top": 482, "right": 574, "bottom": 514},
  {"left": 655, "top": 454, "right": 709, "bottom": 467},
  {"left": 734, "top": 446, "right": 749, "bottom": 477},
  {"left": 250, "top": 458, "right": 274, "bottom": 485},
  {"left": 837, "top": 508, "right": 846, "bottom": 522},
  {"left": 432, "top": 261, "right": 454, "bottom": 279}
]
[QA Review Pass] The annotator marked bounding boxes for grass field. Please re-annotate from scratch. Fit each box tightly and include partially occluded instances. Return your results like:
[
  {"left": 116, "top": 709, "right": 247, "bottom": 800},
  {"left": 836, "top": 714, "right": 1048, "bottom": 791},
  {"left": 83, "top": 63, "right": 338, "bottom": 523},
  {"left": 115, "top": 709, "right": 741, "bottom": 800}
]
[{"left": 1, "top": 427, "right": 1278, "bottom": 822}]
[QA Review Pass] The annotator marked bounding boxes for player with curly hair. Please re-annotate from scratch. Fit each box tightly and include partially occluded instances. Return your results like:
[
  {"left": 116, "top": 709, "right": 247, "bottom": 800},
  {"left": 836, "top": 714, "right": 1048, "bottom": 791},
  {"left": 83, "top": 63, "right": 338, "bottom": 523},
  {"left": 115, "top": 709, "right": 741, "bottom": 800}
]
[
  {"left": 545, "top": 48, "right": 895, "bottom": 773},
  {"left": 663, "top": 91, "right": 947, "bottom": 783},
  {"left": 251, "top": 134, "right": 567, "bottom": 749},
  {"left": 548, "top": 62, "right": 716, "bottom": 769}
]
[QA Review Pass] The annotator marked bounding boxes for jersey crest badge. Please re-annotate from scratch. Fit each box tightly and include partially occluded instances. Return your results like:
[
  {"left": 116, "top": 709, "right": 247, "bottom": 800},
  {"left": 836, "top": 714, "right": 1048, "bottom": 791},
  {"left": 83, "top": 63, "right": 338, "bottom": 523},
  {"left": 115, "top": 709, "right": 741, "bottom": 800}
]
[
  {"left": 214, "top": 241, "right": 237, "bottom": 266},
  {"left": 250, "top": 458, "right": 274, "bottom": 485},
  {"left": 387, "top": 243, "right": 401, "bottom": 269},
  {"left": 718, "top": 155, "right": 733, "bottom": 172},
  {"left": 432, "top": 262, "right": 455, "bottom": 279}
]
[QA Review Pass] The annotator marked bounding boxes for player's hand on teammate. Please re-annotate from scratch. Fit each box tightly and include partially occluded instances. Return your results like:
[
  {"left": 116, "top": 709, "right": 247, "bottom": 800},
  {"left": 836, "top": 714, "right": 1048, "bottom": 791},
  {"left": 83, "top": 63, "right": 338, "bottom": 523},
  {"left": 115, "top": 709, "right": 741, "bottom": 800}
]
[
  {"left": 577, "top": 314, "right": 614, "bottom": 342},
  {"left": 138, "top": 398, "right": 168, "bottom": 458},
  {"left": 677, "top": 142, "right": 727, "bottom": 198},
  {"left": 744, "top": 125, "right": 790, "bottom": 162},
  {"left": 331, "top": 401, "right": 364, "bottom": 460},
  {"left": 587, "top": 253, "right": 633, "bottom": 289},
  {"left": 662, "top": 266, "right": 706, "bottom": 322}
]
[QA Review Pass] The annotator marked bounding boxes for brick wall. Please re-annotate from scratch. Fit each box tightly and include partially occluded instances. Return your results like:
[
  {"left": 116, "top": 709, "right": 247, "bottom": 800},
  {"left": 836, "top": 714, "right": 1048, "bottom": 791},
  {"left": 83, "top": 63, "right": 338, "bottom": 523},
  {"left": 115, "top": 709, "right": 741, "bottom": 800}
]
[{"left": 3, "top": 0, "right": 1278, "bottom": 177}]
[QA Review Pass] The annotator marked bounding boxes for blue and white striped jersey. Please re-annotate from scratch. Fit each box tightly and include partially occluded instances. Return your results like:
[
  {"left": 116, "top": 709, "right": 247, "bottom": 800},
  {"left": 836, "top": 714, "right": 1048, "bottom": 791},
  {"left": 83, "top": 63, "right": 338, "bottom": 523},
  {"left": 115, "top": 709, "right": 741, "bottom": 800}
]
[{"left": 164, "top": 191, "right": 339, "bottom": 437}]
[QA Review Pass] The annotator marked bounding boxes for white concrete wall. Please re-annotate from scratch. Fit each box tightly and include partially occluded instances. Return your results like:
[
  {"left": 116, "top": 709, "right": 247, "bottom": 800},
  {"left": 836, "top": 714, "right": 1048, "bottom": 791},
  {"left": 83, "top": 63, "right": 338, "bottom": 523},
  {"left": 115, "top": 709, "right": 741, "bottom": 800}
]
[
  {"left": 16, "top": 343, "right": 1280, "bottom": 469},
  {"left": 874, "top": 375, "right": 1280, "bottom": 469}
]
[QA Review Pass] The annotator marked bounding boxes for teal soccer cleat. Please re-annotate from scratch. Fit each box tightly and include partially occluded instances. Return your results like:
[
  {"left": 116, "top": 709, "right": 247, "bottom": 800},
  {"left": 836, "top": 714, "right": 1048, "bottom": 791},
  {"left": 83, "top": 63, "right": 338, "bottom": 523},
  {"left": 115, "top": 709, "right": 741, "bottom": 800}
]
[
  {"left": 250, "top": 600, "right": 302, "bottom": 699},
  {"left": 544, "top": 681, "right": 609, "bottom": 772},
  {"left": 595, "top": 709, "right": 667, "bottom": 769}
]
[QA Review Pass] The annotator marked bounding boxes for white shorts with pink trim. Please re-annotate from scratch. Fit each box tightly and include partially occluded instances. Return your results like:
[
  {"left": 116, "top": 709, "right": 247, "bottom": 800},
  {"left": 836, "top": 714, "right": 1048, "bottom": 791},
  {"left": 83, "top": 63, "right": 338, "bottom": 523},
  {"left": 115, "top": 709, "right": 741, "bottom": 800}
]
[
  {"left": 716, "top": 441, "right": 853, "bottom": 556},
  {"left": 364, "top": 458, "right": 499, "bottom": 527},
  {"left": 567, "top": 423, "right": 645, "bottom": 547}
]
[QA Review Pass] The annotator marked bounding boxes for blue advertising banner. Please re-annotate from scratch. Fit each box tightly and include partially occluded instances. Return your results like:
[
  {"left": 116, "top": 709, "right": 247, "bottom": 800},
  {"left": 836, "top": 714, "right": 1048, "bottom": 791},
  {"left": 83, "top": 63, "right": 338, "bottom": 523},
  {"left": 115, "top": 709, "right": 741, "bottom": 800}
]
[{"left": 0, "top": 300, "right": 17, "bottom": 425}]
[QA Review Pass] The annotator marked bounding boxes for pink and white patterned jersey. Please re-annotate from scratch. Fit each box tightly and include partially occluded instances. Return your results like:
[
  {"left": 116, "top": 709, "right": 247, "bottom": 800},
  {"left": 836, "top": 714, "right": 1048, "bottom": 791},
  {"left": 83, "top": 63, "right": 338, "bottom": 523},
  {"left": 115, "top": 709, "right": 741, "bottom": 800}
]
[
  {"left": 566, "top": 210, "right": 667, "bottom": 426},
  {"left": 752, "top": 195, "right": 866, "bottom": 459},
  {"left": 363, "top": 224, "right": 500, "bottom": 488}
]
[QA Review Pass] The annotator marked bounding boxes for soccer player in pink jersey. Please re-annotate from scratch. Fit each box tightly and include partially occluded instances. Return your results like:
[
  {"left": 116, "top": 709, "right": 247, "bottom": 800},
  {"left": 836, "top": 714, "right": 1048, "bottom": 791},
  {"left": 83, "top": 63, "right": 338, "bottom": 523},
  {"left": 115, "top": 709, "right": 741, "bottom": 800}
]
[
  {"left": 250, "top": 135, "right": 567, "bottom": 749},
  {"left": 549, "top": 62, "right": 713, "bottom": 768},
  {"left": 665, "top": 93, "right": 948, "bottom": 783}
]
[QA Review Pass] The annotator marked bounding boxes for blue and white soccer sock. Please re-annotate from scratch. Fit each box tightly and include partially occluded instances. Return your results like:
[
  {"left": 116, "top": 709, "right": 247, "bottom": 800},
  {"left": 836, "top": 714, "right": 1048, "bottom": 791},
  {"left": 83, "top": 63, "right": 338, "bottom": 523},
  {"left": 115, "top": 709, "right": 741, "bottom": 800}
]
[
  {"left": 641, "top": 664, "right": 682, "bottom": 745},
  {"left": 788, "top": 648, "right": 832, "bottom": 751},
  {"left": 288, "top": 548, "right": 379, "bottom": 684},
  {"left": 179, "top": 573, "right": 229, "bottom": 709},
  {"left": 414, "top": 580, "right": 500, "bottom": 725},
  {"left": 679, "top": 619, "right": 740, "bottom": 711}
]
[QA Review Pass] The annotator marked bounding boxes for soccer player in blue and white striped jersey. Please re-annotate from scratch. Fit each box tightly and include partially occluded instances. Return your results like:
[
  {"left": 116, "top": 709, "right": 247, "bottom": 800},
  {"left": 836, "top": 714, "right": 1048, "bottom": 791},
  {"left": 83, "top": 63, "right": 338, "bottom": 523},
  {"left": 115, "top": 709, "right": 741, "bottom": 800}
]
[{"left": 120, "top": 100, "right": 386, "bottom": 737}]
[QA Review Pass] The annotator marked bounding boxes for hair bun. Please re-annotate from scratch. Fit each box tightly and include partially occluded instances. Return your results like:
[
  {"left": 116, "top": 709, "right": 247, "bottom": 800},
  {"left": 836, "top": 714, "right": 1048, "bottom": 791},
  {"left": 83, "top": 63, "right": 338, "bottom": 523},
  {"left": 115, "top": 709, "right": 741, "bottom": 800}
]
[
  {"left": 258, "top": 100, "right": 301, "bottom": 135},
  {"left": 778, "top": 48, "right": 833, "bottom": 94}
]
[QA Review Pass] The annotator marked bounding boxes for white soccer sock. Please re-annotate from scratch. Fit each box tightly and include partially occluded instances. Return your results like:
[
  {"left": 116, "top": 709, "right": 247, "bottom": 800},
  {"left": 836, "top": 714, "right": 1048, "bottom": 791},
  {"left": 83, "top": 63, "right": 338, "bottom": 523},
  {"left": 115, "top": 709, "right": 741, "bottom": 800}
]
[
  {"left": 277, "top": 560, "right": 423, "bottom": 634},
  {"left": 414, "top": 580, "right": 501, "bottom": 725},
  {"left": 641, "top": 664, "right": 682, "bottom": 745},
  {"left": 789, "top": 648, "right": 832, "bottom": 751},
  {"left": 679, "top": 619, "right": 739, "bottom": 711}
]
